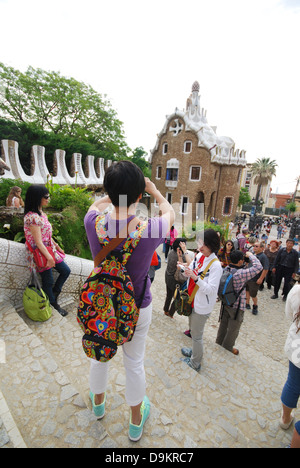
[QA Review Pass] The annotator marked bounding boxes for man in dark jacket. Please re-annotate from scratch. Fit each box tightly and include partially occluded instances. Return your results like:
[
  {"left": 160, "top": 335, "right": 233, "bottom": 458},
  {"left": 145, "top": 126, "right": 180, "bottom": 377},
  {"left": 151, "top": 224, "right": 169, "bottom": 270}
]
[{"left": 271, "top": 239, "right": 299, "bottom": 301}]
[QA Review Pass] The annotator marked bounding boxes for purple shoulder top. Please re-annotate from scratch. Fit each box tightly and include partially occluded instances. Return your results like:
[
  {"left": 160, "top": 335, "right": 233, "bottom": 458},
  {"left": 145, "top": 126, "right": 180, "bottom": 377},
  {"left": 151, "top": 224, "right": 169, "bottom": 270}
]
[{"left": 84, "top": 211, "right": 168, "bottom": 308}]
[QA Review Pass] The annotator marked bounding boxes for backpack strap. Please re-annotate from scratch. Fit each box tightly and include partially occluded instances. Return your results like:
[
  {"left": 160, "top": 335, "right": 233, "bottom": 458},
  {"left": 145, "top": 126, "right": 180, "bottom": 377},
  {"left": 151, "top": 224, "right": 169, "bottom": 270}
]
[
  {"left": 94, "top": 215, "right": 147, "bottom": 267},
  {"left": 198, "top": 258, "right": 218, "bottom": 280},
  {"left": 230, "top": 267, "right": 247, "bottom": 298},
  {"left": 188, "top": 258, "right": 218, "bottom": 305},
  {"left": 228, "top": 267, "right": 246, "bottom": 320},
  {"left": 93, "top": 217, "right": 132, "bottom": 267},
  {"left": 121, "top": 221, "right": 147, "bottom": 264}
]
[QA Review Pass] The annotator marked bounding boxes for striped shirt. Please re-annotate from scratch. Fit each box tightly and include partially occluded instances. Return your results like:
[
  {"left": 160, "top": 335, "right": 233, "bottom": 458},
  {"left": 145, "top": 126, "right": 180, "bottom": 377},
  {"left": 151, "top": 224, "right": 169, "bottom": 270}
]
[{"left": 229, "top": 254, "right": 263, "bottom": 310}]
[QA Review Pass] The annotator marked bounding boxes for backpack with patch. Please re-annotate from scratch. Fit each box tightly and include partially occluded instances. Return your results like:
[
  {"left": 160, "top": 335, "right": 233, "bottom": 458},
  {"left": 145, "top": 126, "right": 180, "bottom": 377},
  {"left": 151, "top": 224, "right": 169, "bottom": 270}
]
[
  {"left": 77, "top": 215, "right": 147, "bottom": 363},
  {"left": 218, "top": 266, "right": 244, "bottom": 307}
]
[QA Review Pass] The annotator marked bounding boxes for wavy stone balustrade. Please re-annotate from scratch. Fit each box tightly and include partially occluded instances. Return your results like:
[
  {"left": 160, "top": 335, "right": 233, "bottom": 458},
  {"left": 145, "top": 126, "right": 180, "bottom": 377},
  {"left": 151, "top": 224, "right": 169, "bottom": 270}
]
[
  {"left": 0, "top": 140, "right": 110, "bottom": 186},
  {"left": 0, "top": 238, "right": 93, "bottom": 309}
]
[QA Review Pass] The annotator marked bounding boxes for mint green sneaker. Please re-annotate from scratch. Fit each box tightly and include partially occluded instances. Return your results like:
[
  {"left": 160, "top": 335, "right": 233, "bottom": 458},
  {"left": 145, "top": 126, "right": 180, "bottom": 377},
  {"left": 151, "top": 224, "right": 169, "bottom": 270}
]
[
  {"left": 90, "top": 391, "right": 106, "bottom": 419},
  {"left": 128, "top": 396, "right": 150, "bottom": 442}
]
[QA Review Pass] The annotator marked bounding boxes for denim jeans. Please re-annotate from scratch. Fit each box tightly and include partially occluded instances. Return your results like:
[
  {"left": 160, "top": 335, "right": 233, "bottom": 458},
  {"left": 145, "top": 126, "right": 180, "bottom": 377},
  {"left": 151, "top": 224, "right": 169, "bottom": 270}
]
[
  {"left": 281, "top": 360, "right": 300, "bottom": 409},
  {"left": 40, "top": 261, "right": 71, "bottom": 304}
]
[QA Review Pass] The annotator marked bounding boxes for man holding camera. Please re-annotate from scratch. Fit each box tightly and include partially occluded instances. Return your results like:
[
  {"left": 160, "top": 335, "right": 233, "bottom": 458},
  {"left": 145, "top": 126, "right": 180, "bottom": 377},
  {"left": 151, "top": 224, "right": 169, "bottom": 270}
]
[{"left": 216, "top": 251, "right": 263, "bottom": 355}]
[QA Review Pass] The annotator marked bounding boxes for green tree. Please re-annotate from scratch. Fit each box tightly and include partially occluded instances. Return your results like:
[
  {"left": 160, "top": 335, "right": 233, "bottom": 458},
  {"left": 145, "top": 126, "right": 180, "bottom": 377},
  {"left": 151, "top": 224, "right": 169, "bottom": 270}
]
[
  {"left": 285, "top": 201, "right": 297, "bottom": 216},
  {"left": 238, "top": 187, "right": 251, "bottom": 208},
  {"left": 0, "top": 177, "right": 31, "bottom": 205},
  {"left": 130, "top": 147, "right": 151, "bottom": 177},
  {"left": 0, "top": 62, "right": 129, "bottom": 159},
  {"left": 251, "top": 157, "right": 277, "bottom": 203}
]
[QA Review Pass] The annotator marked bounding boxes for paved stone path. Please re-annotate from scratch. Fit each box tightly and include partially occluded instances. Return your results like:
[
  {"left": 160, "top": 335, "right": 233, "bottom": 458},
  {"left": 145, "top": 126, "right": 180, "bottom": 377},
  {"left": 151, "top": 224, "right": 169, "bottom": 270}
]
[{"left": 0, "top": 225, "right": 299, "bottom": 448}]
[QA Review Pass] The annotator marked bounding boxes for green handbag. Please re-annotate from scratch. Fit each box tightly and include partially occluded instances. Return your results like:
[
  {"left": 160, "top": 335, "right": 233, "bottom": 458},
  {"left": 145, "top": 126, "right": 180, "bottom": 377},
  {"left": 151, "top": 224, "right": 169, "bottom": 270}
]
[
  {"left": 23, "top": 273, "right": 52, "bottom": 322},
  {"left": 173, "top": 284, "right": 197, "bottom": 316}
]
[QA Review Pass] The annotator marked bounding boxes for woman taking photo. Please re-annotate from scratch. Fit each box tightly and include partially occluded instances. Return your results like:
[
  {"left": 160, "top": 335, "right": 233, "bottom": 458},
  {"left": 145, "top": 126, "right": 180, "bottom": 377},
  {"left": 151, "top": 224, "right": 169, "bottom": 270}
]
[
  {"left": 84, "top": 161, "right": 174, "bottom": 442},
  {"left": 24, "top": 185, "right": 70, "bottom": 317},
  {"left": 178, "top": 229, "right": 223, "bottom": 372}
]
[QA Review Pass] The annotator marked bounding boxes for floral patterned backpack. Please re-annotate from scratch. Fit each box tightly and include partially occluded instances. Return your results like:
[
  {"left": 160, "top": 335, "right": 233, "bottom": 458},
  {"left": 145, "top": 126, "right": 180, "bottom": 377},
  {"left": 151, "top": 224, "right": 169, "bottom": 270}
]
[{"left": 77, "top": 215, "right": 147, "bottom": 362}]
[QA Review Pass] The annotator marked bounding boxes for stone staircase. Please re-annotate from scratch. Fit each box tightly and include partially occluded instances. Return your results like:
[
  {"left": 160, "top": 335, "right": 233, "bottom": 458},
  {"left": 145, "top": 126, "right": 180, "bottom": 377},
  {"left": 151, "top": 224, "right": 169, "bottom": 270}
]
[{"left": 0, "top": 261, "right": 298, "bottom": 448}]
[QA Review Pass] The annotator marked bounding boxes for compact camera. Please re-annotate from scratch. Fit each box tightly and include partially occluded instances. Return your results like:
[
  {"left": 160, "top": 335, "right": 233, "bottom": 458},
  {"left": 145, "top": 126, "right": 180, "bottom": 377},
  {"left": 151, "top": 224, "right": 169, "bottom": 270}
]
[{"left": 177, "top": 262, "right": 186, "bottom": 273}]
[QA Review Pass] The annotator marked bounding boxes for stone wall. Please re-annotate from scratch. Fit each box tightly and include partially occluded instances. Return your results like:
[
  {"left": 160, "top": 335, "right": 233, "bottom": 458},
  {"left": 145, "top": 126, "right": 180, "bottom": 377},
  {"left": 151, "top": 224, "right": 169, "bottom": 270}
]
[{"left": 0, "top": 238, "right": 93, "bottom": 309}]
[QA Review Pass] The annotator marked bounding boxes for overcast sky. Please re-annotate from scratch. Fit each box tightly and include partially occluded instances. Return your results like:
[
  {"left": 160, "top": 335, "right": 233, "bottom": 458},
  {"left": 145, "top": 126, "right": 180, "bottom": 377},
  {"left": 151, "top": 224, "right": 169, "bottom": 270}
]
[{"left": 1, "top": 0, "right": 300, "bottom": 194}]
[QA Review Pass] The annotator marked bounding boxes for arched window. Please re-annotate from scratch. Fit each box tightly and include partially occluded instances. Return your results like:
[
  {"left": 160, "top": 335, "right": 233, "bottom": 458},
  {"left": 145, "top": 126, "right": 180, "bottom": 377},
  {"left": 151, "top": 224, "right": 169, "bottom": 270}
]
[
  {"left": 184, "top": 141, "right": 192, "bottom": 153},
  {"left": 156, "top": 166, "right": 162, "bottom": 179},
  {"left": 222, "top": 197, "right": 234, "bottom": 216},
  {"left": 189, "top": 166, "right": 201, "bottom": 181},
  {"left": 181, "top": 196, "right": 189, "bottom": 215}
]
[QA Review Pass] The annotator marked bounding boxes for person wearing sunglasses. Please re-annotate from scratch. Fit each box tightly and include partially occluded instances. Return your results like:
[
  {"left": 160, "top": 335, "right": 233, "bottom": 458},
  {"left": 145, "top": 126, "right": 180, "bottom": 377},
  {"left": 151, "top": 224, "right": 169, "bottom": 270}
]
[{"left": 24, "top": 185, "right": 70, "bottom": 316}]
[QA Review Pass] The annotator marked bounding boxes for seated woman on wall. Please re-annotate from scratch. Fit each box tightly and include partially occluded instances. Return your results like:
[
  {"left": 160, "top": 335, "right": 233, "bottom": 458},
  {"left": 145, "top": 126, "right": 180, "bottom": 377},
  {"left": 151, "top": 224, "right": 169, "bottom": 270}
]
[
  {"left": 23, "top": 185, "right": 70, "bottom": 317},
  {"left": 6, "top": 186, "right": 24, "bottom": 208}
]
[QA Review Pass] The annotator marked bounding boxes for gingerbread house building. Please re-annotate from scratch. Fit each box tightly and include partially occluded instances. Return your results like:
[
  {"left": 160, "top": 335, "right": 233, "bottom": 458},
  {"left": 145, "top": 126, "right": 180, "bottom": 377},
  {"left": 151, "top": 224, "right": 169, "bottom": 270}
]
[{"left": 150, "top": 82, "right": 247, "bottom": 223}]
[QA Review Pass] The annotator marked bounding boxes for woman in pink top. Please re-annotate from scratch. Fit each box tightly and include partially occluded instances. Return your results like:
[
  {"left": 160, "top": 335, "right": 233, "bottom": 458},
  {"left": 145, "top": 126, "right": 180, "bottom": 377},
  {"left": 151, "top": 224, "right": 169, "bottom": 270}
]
[
  {"left": 24, "top": 185, "right": 70, "bottom": 317},
  {"left": 164, "top": 225, "right": 178, "bottom": 261}
]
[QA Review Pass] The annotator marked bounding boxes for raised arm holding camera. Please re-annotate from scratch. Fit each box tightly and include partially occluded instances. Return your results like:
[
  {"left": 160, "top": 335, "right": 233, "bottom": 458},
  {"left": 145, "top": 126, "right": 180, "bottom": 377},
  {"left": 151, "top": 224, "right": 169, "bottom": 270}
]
[{"left": 216, "top": 251, "right": 263, "bottom": 355}]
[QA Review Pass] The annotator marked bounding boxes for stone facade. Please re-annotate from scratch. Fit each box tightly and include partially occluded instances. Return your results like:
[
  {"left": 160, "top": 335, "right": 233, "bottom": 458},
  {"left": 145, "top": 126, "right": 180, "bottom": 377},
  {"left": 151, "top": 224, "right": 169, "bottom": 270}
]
[{"left": 150, "top": 82, "right": 247, "bottom": 223}]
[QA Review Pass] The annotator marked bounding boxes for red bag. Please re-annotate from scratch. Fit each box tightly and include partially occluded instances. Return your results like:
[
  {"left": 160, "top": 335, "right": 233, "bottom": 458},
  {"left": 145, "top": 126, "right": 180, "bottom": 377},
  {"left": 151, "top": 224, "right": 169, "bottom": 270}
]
[
  {"left": 26, "top": 241, "right": 55, "bottom": 269},
  {"left": 150, "top": 251, "right": 159, "bottom": 266},
  {"left": 188, "top": 255, "right": 205, "bottom": 307}
]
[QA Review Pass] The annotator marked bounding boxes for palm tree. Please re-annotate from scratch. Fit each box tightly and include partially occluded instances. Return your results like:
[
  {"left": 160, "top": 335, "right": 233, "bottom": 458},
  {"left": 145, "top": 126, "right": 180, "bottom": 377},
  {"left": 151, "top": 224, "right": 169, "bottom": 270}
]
[{"left": 251, "top": 157, "right": 277, "bottom": 204}]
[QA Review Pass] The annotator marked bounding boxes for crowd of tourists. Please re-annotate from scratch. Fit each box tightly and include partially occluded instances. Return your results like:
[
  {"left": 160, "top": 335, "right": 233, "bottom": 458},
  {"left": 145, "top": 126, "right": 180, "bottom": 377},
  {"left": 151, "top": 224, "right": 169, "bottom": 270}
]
[
  {"left": 163, "top": 220, "right": 300, "bottom": 448},
  {"left": 5, "top": 166, "right": 300, "bottom": 447}
]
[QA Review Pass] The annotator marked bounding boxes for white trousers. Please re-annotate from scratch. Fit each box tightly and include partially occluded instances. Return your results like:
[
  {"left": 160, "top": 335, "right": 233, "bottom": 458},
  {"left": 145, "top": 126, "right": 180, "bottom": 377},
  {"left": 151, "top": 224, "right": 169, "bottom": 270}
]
[{"left": 89, "top": 303, "right": 152, "bottom": 407}]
